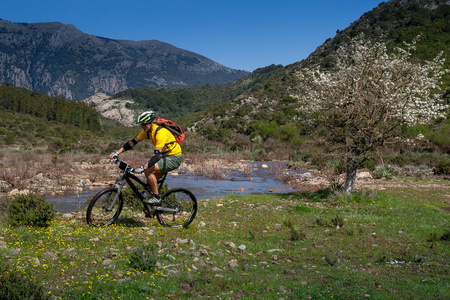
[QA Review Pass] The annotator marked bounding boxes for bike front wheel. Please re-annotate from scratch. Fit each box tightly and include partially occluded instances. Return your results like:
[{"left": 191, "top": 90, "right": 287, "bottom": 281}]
[
  {"left": 157, "top": 188, "right": 197, "bottom": 228},
  {"left": 86, "top": 186, "right": 124, "bottom": 227}
]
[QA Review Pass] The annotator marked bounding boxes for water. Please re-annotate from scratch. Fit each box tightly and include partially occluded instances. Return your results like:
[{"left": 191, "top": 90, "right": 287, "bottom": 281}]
[{"left": 47, "top": 161, "right": 304, "bottom": 213}]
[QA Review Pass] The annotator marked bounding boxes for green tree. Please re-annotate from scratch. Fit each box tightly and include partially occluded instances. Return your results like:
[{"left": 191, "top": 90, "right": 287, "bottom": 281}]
[{"left": 293, "top": 36, "right": 448, "bottom": 194}]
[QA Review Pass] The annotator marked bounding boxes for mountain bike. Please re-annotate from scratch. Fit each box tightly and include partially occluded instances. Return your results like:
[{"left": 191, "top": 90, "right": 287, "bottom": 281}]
[{"left": 86, "top": 158, "right": 197, "bottom": 228}]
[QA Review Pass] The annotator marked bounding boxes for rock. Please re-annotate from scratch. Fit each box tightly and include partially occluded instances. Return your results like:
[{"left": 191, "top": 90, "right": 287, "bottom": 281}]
[
  {"left": 237, "top": 188, "right": 245, "bottom": 192},
  {"left": 30, "top": 257, "right": 40, "bottom": 266},
  {"left": 89, "top": 237, "right": 101, "bottom": 242},
  {"left": 284, "top": 269, "right": 296, "bottom": 275},
  {"left": 62, "top": 213, "right": 73, "bottom": 219},
  {"left": 228, "top": 259, "right": 239, "bottom": 268},
  {"left": 212, "top": 267, "right": 222, "bottom": 272},
  {"left": 102, "top": 259, "right": 113, "bottom": 266},
  {"left": 176, "top": 238, "right": 189, "bottom": 244},
  {"left": 237, "top": 245, "right": 246, "bottom": 252},
  {"left": 8, "top": 189, "right": 20, "bottom": 196},
  {"left": 357, "top": 171, "right": 372, "bottom": 179},
  {"left": 64, "top": 248, "right": 76, "bottom": 254},
  {"left": 300, "top": 172, "right": 313, "bottom": 177},
  {"left": 197, "top": 221, "right": 206, "bottom": 227},
  {"left": 0, "top": 246, "right": 6, "bottom": 251},
  {"left": 273, "top": 224, "right": 282, "bottom": 230},
  {"left": 261, "top": 164, "right": 269, "bottom": 169},
  {"left": 267, "top": 249, "right": 283, "bottom": 253},
  {"left": 41, "top": 252, "right": 58, "bottom": 260},
  {"left": 0, "top": 241, "right": 5, "bottom": 246},
  {"left": 216, "top": 204, "right": 224, "bottom": 207},
  {"left": 8, "top": 249, "right": 20, "bottom": 255},
  {"left": 226, "top": 242, "right": 237, "bottom": 249}
]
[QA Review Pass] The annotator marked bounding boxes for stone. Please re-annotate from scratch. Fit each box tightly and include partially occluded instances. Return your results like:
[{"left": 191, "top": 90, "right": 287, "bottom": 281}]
[
  {"left": 30, "top": 257, "right": 40, "bottom": 266},
  {"left": 89, "top": 237, "right": 101, "bottom": 242},
  {"left": 41, "top": 252, "right": 58, "bottom": 260},
  {"left": 267, "top": 249, "right": 283, "bottom": 253},
  {"left": 226, "top": 242, "right": 237, "bottom": 249},
  {"left": 357, "top": 172, "right": 373, "bottom": 179},
  {"left": 237, "top": 245, "right": 246, "bottom": 252},
  {"left": 8, "top": 189, "right": 20, "bottom": 196},
  {"left": 261, "top": 164, "right": 269, "bottom": 169},
  {"left": 197, "top": 221, "right": 206, "bottom": 227},
  {"left": 102, "top": 259, "right": 113, "bottom": 266},
  {"left": 284, "top": 269, "right": 296, "bottom": 275},
  {"left": 176, "top": 238, "right": 189, "bottom": 244},
  {"left": 229, "top": 259, "right": 239, "bottom": 268},
  {"left": 8, "top": 249, "right": 20, "bottom": 255}
]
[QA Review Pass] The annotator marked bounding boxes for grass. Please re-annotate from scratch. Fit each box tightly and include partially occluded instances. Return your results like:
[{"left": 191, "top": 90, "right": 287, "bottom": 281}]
[{"left": 0, "top": 181, "right": 449, "bottom": 299}]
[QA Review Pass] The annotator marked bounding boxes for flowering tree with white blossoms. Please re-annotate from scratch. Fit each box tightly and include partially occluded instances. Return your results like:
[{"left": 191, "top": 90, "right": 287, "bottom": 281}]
[{"left": 293, "top": 36, "right": 448, "bottom": 194}]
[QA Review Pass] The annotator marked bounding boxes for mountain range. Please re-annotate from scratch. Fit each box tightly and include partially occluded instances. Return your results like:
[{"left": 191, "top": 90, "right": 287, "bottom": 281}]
[{"left": 0, "top": 19, "right": 249, "bottom": 100}]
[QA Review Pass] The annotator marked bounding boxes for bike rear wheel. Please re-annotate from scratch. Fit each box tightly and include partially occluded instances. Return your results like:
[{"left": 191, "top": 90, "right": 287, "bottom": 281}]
[
  {"left": 86, "top": 186, "right": 123, "bottom": 227},
  {"left": 157, "top": 188, "right": 197, "bottom": 228}
]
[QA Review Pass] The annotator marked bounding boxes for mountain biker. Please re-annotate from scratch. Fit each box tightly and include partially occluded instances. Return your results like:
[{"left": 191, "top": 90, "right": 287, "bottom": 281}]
[{"left": 109, "top": 111, "right": 183, "bottom": 204}]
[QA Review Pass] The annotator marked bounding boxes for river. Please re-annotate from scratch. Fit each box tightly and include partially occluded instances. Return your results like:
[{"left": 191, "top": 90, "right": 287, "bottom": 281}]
[{"left": 47, "top": 161, "right": 306, "bottom": 213}]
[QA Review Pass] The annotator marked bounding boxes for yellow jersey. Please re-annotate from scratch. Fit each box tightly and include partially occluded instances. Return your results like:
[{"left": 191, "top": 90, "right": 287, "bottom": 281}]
[{"left": 136, "top": 124, "right": 182, "bottom": 156}]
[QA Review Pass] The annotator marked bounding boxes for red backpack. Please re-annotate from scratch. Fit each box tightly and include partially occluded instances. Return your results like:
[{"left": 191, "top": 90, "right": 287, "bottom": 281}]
[{"left": 154, "top": 118, "right": 185, "bottom": 143}]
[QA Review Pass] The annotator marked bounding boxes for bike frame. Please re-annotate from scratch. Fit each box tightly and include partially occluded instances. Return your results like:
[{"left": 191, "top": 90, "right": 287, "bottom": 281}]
[{"left": 107, "top": 159, "right": 171, "bottom": 213}]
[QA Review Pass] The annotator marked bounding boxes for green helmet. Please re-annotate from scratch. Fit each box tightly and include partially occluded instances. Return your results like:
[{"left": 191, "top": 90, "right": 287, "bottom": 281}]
[{"left": 136, "top": 111, "right": 156, "bottom": 125}]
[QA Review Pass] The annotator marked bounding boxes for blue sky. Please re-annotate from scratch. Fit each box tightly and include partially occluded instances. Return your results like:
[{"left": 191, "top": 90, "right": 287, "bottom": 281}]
[{"left": 2, "top": 0, "right": 385, "bottom": 72}]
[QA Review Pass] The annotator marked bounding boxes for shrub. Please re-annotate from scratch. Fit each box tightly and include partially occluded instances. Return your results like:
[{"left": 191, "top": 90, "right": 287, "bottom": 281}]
[
  {"left": 6, "top": 193, "right": 55, "bottom": 227},
  {"left": 373, "top": 165, "right": 397, "bottom": 179},
  {"left": 388, "top": 154, "right": 409, "bottom": 167},
  {"left": 4, "top": 134, "right": 14, "bottom": 145},
  {"left": 325, "top": 251, "right": 340, "bottom": 266},
  {"left": 121, "top": 186, "right": 145, "bottom": 211},
  {"left": 434, "top": 158, "right": 450, "bottom": 176},
  {"left": 128, "top": 243, "right": 157, "bottom": 271},
  {"left": 0, "top": 261, "right": 48, "bottom": 299}
]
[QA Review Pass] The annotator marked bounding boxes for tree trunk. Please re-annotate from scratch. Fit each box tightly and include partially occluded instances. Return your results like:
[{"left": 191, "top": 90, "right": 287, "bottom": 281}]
[{"left": 344, "top": 157, "right": 358, "bottom": 194}]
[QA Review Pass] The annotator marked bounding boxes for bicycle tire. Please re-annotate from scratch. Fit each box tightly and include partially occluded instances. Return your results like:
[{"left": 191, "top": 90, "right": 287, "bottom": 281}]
[
  {"left": 157, "top": 188, "right": 197, "bottom": 228},
  {"left": 86, "top": 186, "right": 124, "bottom": 227}
]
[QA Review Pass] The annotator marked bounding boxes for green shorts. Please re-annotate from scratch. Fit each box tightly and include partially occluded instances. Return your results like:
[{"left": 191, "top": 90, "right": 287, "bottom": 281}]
[{"left": 157, "top": 155, "right": 182, "bottom": 173}]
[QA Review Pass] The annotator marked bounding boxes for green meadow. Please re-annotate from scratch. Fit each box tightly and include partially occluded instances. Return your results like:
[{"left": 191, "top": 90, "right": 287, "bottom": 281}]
[{"left": 1, "top": 180, "right": 449, "bottom": 299}]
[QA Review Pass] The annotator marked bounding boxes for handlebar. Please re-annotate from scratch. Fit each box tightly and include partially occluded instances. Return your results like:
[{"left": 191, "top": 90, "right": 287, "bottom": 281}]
[{"left": 111, "top": 158, "right": 135, "bottom": 173}]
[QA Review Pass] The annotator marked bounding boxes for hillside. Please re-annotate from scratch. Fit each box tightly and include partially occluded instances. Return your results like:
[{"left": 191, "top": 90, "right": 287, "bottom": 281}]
[
  {"left": 0, "top": 20, "right": 249, "bottom": 100},
  {"left": 111, "top": 64, "right": 284, "bottom": 123},
  {"left": 191, "top": 0, "right": 450, "bottom": 158},
  {"left": 0, "top": 84, "right": 136, "bottom": 153}
]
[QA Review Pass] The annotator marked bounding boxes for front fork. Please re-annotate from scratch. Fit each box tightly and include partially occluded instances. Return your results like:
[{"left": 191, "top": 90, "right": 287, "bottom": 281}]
[{"left": 103, "top": 178, "right": 125, "bottom": 212}]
